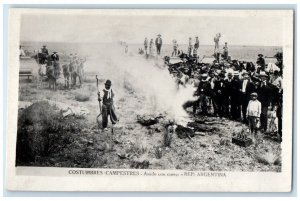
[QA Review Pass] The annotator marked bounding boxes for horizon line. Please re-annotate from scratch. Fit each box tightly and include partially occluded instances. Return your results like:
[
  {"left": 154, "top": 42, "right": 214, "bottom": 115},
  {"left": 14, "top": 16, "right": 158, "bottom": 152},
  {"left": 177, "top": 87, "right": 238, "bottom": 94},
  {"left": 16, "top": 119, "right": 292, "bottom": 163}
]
[{"left": 20, "top": 41, "right": 283, "bottom": 47}]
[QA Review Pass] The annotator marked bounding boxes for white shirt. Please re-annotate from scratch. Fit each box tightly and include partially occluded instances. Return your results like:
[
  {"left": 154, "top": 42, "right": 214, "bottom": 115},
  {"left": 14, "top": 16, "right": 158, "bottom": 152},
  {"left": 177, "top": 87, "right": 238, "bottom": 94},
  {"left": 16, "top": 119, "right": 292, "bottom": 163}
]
[
  {"left": 242, "top": 79, "right": 248, "bottom": 93},
  {"left": 210, "top": 78, "right": 215, "bottom": 89},
  {"left": 246, "top": 100, "right": 261, "bottom": 117}
]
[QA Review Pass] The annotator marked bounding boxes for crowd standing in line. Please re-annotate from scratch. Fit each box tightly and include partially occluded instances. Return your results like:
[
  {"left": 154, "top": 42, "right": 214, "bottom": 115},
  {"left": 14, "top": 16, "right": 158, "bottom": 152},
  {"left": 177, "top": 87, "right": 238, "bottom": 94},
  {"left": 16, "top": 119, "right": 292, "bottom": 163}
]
[{"left": 158, "top": 35, "right": 283, "bottom": 144}]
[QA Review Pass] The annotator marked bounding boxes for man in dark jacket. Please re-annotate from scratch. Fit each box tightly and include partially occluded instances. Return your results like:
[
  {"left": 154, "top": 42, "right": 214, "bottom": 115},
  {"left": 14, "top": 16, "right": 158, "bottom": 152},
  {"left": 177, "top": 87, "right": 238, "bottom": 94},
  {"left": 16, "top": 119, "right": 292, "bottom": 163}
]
[
  {"left": 257, "top": 72, "right": 272, "bottom": 132},
  {"left": 50, "top": 51, "right": 59, "bottom": 62},
  {"left": 98, "top": 80, "right": 118, "bottom": 131},
  {"left": 214, "top": 73, "right": 227, "bottom": 117},
  {"left": 155, "top": 34, "right": 163, "bottom": 56},
  {"left": 256, "top": 54, "right": 266, "bottom": 72},
  {"left": 224, "top": 72, "right": 240, "bottom": 119},
  {"left": 240, "top": 72, "right": 255, "bottom": 123},
  {"left": 196, "top": 74, "right": 211, "bottom": 115}
]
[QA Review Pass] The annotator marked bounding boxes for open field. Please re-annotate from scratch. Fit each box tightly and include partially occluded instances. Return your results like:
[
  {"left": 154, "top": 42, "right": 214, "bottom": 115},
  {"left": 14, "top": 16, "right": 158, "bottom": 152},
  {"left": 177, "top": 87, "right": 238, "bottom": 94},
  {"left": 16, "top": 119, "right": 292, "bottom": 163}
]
[{"left": 16, "top": 43, "right": 282, "bottom": 171}]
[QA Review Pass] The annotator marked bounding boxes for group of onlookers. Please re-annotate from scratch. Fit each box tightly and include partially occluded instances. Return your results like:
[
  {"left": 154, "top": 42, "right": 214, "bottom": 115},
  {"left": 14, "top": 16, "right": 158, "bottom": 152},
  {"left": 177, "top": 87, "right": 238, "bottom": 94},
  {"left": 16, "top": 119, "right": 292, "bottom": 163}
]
[{"left": 165, "top": 51, "right": 283, "bottom": 142}]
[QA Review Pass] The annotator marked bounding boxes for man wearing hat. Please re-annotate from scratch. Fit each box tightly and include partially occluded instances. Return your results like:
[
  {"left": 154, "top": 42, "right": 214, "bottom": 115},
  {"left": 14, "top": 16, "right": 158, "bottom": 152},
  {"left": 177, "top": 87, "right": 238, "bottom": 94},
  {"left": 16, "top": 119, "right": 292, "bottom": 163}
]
[
  {"left": 257, "top": 72, "right": 272, "bottom": 132},
  {"left": 188, "top": 37, "right": 193, "bottom": 56},
  {"left": 208, "top": 70, "right": 218, "bottom": 115},
  {"left": 155, "top": 34, "right": 163, "bottom": 55},
  {"left": 172, "top": 39, "right": 179, "bottom": 57},
  {"left": 240, "top": 71, "right": 255, "bottom": 123},
  {"left": 195, "top": 73, "right": 211, "bottom": 115},
  {"left": 224, "top": 72, "right": 240, "bottom": 119},
  {"left": 144, "top": 37, "right": 148, "bottom": 55},
  {"left": 214, "top": 73, "right": 227, "bottom": 117},
  {"left": 256, "top": 54, "right": 266, "bottom": 72},
  {"left": 41, "top": 45, "right": 49, "bottom": 55},
  {"left": 149, "top": 39, "right": 154, "bottom": 55},
  {"left": 98, "top": 80, "right": 118, "bottom": 131},
  {"left": 222, "top": 42, "right": 229, "bottom": 60},
  {"left": 50, "top": 51, "right": 59, "bottom": 62},
  {"left": 38, "top": 45, "right": 49, "bottom": 64},
  {"left": 194, "top": 36, "right": 199, "bottom": 50},
  {"left": 246, "top": 92, "right": 261, "bottom": 143}
]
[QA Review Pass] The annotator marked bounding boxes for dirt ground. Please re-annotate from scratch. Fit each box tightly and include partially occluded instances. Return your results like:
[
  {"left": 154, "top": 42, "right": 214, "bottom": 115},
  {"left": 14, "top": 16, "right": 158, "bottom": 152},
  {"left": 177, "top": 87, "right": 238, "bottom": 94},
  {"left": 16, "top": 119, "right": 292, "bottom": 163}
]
[{"left": 17, "top": 74, "right": 282, "bottom": 172}]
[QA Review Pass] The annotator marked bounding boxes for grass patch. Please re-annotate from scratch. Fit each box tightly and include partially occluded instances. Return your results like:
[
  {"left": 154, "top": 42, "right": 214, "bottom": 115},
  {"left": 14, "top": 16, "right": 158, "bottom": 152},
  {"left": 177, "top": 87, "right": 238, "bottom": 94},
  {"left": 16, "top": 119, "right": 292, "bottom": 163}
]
[
  {"left": 75, "top": 90, "right": 90, "bottom": 102},
  {"left": 16, "top": 101, "right": 86, "bottom": 166}
]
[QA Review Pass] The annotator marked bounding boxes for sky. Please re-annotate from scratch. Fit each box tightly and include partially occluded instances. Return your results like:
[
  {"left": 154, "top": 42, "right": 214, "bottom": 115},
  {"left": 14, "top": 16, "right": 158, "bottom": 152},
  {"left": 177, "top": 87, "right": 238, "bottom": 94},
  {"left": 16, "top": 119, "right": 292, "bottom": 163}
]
[{"left": 20, "top": 13, "right": 284, "bottom": 46}]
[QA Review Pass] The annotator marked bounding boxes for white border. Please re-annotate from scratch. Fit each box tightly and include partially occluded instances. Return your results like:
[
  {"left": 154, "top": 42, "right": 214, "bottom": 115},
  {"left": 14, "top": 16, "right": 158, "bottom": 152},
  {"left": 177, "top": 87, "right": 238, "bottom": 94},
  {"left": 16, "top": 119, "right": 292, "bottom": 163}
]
[{"left": 5, "top": 8, "right": 294, "bottom": 192}]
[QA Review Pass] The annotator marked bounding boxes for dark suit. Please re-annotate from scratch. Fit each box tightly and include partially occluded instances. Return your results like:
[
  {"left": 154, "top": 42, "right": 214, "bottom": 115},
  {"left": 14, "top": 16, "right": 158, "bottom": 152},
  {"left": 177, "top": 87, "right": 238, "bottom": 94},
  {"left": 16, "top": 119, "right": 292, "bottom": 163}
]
[
  {"left": 256, "top": 57, "right": 266, "bottom": 71},
  {"left": 224, "top": 78, "right": 240, "bottom": 119},
  {"left": 155, "top": 37, "right": 163, "bottom": 55},
  {"left": 214, "top": 79, "right": 227, "bottom": 117},
  {"left": 240, "top": 79, "right": 255, "bottom": 122},
  {"left": 41, "top": 47, "right": 49, "bottom": 55},
  {"left": 258, "top": 81, "right": 272, "bottom": 131}
]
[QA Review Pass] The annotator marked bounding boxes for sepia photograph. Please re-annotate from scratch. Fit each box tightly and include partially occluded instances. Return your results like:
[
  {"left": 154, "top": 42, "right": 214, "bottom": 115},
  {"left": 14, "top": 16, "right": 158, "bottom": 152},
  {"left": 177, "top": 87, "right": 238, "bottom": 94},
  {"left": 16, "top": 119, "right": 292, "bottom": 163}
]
[{"left": 6, "top": 8, "right": 294, "bottom": 192}]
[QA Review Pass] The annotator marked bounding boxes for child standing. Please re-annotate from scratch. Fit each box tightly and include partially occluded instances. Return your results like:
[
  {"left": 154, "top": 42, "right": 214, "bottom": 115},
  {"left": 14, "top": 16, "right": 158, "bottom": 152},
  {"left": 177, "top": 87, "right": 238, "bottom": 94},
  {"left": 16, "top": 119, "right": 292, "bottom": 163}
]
[
  {"left": 98, "top": 80, "right": 118, "bottom": 131},
  {"left": 246, "top": 92, "right": 261, "bottom": 143}
]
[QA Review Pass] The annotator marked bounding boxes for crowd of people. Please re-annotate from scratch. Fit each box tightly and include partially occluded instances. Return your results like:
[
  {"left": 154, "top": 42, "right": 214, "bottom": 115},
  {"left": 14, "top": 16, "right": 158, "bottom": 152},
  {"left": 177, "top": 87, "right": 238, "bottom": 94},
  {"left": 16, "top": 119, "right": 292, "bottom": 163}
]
[
  {"left": 141, "top": 34, "right": 163, "bottom": 56},
  {"left": 161, "top": 39, "right": 283, "bottom": 143},
  {"left": 33, "top": 45, "right": 86, "bottom": 89}
]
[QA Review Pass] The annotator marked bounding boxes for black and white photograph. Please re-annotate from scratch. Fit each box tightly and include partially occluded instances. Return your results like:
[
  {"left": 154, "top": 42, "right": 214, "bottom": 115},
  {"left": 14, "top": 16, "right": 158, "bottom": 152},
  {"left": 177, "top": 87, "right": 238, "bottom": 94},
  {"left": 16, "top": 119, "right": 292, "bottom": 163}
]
[{"left": 6, "top": 8, "right": 294, "bottom": 192}]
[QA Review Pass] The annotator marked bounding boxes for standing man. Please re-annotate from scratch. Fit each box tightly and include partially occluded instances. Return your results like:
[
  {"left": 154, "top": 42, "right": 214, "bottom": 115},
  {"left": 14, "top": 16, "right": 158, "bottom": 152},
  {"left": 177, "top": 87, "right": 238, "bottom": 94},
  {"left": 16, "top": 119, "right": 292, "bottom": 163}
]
[
  {"left": 172, "top": 40, "right": 179, "bottom": 57},
  {"left": 223, "top": 42, "right": 229, "bottom": 60},
  {"left": 194, "top": 36, "right": 199, "bottom": 50},
  {"left": 149, "top": 39, "right": 154, "bottom": 55},
  {"left": 224, "top": 72, "right": 236, "bottom": 118},
  {"left": 41, "top": 45, "right": 49, "bottom": 55},
  {"left": 214, "top": 33, "right": 221, "bottom": 50},
  {"left": 144, "top": 37, "right": 148, "bottom": 55},
  {"left": 155, "top": 34, "right": 163, "bottom": 56},
  {"left": 188, "top": 37, "right": 193, "bottom": 56},
  {"left": 40, "top": 45, "right": 49, "bottom": 64},
  {"left": 257, "top": 72, "right": 272, "bottom": 133},
  {"left": 214, "top": 73, "right": 227, "bottom": 117},
  {"left": 194, "top": 36, "right": 200, "bottom": 59},
  {"left": 240, "top": 72, "right": 255, "bottom": 123},
  {"left": 256, "top": 54, "right": 266, "bottom": 72},
  {"left": 50, "top": 51, "right": 59, "bottom": 62},
  {"left": 98, "top": 80, "right": 118, "bottom": 131}
]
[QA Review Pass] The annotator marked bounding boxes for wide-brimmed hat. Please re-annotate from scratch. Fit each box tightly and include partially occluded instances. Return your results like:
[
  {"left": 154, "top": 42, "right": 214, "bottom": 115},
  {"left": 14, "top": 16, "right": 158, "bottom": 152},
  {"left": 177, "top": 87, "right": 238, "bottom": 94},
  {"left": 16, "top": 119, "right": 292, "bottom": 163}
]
[
  {"left": 157, "top": 34, "right": 161, "bottom": 36},
  {"left": 42, "top": 45, "right": 47, "bottom": 47},
  {"left": 242, "top": 71, "right": 249, "bottom": 76},
  {"left": 224, "top": 63, "right": 230, "bottom": 67},
  {"left": 105, "top": 80, "right": 112, "bottom": 86},
  {"left": 53, "top": 51, "right": 57, "bottom": 53},
  {"left": 258, "top": 54, "right": 264, "bottom": 57},
  {"left": 259, "top": 71, "right": 269, "bottom": 78},
  {"left": 251, "top": 92, "right": 258, "bottom": 97},
  {"left": 233, "top": 71, "right": 239, "bottom": 76},
  {"left": 202, "top": 73, "right": 208, "bottom": 77}
]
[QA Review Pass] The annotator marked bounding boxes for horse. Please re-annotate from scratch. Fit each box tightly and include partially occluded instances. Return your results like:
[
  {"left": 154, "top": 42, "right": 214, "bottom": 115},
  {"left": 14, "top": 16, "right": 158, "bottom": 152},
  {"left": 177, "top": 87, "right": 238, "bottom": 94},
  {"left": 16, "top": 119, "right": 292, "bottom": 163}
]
[{"left": 46, "top": 61, "right": 61, "bottom": 90}]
